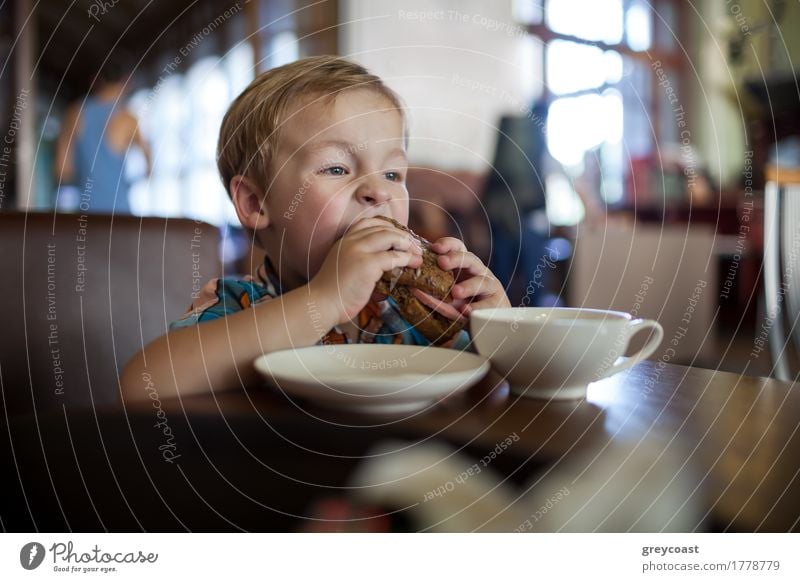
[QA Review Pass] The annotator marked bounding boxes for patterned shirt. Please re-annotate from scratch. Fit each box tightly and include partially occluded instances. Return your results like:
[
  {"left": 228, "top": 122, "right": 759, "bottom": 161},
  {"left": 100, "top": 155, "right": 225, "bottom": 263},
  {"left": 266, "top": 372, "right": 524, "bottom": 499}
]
[{"left": 171, "top": 259, "right": 472, "bottom": 350}]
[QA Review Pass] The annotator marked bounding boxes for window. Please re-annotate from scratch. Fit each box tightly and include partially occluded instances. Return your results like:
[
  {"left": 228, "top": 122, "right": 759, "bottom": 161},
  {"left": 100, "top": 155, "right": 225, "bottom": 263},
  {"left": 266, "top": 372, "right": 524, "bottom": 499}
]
[
  {"left": 128, "top": 42, "right": 254, "bottom": 225},
  {"left": 522, "top": 0, "right": 683, "bottom": 213},
  {"left": 267, "top": 30, "right": 299, "bottom": 69}
]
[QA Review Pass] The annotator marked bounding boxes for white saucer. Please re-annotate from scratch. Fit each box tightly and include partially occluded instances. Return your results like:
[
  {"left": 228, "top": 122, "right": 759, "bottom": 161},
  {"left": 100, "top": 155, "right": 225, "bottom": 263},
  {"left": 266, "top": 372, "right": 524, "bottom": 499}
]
[{"left": 254, "top": 344, "right": 490, "bottom": 414}]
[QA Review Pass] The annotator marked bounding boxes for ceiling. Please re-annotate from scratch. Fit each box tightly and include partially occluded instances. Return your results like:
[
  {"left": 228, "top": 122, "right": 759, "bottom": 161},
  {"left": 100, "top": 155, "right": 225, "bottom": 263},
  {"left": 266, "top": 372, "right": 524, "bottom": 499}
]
[{"left": 34, "top": 0, "right": 228, "bottom": 100}]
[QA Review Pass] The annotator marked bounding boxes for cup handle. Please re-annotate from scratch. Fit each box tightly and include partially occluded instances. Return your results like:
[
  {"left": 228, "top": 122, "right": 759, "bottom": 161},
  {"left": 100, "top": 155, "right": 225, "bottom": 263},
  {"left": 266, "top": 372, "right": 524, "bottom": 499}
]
[{"left": 599, "top": 319, "right": 664, "bottom": 379}]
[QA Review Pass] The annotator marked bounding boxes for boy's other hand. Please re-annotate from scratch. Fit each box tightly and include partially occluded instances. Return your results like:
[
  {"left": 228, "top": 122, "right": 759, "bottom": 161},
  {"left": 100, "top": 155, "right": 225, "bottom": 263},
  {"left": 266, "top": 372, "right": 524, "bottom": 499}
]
[
  {"left": 430, "top": 237, "right": 511, "bottom": 316},
  {"left": 309, "top": 217, "right": 424, "bottom": 324}
]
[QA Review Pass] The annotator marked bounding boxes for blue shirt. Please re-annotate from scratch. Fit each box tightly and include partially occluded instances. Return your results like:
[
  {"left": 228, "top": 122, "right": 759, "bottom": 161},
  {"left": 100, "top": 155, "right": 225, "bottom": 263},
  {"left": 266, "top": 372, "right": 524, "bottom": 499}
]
[
  {"left": 171, "top": 259, "right": 472, "bottom": 350},
  {"left": 73, "top": 97, "right": 130, "bottom": 213}
]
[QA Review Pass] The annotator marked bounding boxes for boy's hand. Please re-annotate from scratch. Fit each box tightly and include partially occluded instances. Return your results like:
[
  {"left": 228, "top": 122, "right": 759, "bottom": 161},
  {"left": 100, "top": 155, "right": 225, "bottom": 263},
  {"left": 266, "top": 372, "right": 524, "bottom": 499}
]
[
  {"left": 430, "top": 237, "right": 511, "bottom": 316},
  {"left": 309, "top": 217, "right": 424, "bottom": 325}
]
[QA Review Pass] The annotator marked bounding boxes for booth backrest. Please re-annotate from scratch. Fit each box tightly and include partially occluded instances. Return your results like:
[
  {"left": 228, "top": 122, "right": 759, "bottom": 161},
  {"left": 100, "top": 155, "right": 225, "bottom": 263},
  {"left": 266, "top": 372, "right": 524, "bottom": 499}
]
[
  {"left": 0, "top": 212, "right": 221, "bottom": 418},
  {"left": 570, "top": 224, "right": 717, "bottom": 364}
]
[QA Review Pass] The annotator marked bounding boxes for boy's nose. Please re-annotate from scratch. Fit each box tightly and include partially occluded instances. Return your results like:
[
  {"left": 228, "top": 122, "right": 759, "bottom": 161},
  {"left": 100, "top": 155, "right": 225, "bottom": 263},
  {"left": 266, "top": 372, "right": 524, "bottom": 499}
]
[{"left": 356, "top": 175, "right": 392, "bottom": 206}]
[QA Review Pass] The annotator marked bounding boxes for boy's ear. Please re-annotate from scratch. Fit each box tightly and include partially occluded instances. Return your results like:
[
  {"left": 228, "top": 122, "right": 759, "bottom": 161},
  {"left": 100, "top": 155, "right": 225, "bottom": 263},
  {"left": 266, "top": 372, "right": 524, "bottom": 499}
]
[{"left": 230, "top": 175, "right": 269, "bottom": 230}]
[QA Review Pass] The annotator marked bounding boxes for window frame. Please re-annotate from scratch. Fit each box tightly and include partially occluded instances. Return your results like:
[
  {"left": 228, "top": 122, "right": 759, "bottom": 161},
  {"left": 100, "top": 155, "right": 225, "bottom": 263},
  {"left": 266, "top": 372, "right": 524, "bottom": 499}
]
[{"left": 527, "top": 0, "right": 686, "bottom": 207}]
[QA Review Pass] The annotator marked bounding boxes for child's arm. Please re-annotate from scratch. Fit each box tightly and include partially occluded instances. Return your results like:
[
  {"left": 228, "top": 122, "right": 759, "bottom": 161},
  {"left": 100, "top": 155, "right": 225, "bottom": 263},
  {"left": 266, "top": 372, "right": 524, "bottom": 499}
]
[
  {"left": 120, "top": 285, "right": 339, "bottom": 403},
  {"left": 120, "top": 217, "right": 423, "bottom": 403}
]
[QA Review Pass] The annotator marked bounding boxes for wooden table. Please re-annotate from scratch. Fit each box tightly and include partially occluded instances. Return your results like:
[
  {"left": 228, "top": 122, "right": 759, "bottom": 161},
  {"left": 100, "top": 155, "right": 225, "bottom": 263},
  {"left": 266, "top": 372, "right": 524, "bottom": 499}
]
[{"left": 2, "top": 361, "right": 798, "bottom": 532}]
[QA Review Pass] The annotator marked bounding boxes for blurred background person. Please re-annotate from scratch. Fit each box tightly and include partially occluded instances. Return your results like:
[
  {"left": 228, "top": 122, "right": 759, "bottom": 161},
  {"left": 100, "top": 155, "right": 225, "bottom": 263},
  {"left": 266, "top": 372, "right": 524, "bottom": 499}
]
[
  {"left": 54, "top": 57, "right": 151, "bottom": 213},
  {"left": 483, "top": 101, "right": 604, "bottom": 306}
]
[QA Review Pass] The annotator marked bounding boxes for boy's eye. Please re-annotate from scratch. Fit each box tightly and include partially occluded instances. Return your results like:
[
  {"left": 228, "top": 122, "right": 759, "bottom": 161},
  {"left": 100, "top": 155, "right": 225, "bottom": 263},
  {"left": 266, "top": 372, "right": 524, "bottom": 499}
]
[
  {"left": 385, "top": 171, "right": 404, "bottom": 182},
  {"left": 320, "top": 166, "right": 348, "bottom": 176}
]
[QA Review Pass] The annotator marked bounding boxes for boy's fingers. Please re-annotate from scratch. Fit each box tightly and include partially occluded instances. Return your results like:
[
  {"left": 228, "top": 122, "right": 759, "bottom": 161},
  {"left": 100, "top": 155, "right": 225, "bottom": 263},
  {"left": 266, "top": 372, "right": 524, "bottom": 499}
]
[
  {"left": 459, "top": 298, "right": 491, "bottom": 315},
  {"left": 461, "top": 296, "right": 508, "bottom": 315},
  {"left": 448, "top": 297, "right": 470, "bottom": 310},
  {"left": 330, "top": 244, "right": 421, "bottom": 274},
  {"left": 407, "top": 252, "right": 424, "bottom": 268},
  {"left": 451, "top": 274, "right": 500, "bottom": 300},
  {"left": 437, "top": 250, "right": 487, "bottom": 278},
  {"left": 346, "top": 227, "right": 423, "bottom": 255},
  {"left": 378, "top": 249, "right": 423, "bottom": 272},
  {"left": 430, "top": 237, "right": 467, "bottom": 254}
]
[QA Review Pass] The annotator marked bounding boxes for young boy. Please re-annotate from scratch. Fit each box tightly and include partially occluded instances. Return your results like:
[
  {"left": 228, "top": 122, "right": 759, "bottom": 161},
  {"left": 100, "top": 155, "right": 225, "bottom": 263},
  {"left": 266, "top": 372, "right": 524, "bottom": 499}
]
[{"left": 121, "top": 56, "right": 509, "bottom": 401}]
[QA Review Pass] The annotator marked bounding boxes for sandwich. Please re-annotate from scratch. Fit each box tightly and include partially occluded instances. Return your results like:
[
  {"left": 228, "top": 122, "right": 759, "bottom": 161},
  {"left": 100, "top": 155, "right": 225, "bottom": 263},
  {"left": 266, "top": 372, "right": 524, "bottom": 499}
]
[{"left": 373, "top": 216, "right": 465, "bottom": 344}]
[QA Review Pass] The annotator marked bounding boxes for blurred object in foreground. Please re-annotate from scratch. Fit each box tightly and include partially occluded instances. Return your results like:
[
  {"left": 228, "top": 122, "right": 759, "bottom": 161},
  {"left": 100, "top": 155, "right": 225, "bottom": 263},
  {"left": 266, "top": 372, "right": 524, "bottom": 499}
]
[
  {"left": 522, "top": 442, "right": 702, "bottom": 532},
  {"left": 350, "top": 440, "right": 520, "bottom": 532},
  {"left": 350, "top": 438, "right": 700, "bottom": 532}
]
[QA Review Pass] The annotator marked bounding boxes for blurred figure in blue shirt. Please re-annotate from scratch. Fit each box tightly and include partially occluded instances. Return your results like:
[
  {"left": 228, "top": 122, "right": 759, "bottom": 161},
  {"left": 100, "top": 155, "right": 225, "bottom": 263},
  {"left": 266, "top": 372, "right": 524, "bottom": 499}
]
[{"left": 54, "top": 57, "right": 150, "bottom": 213}]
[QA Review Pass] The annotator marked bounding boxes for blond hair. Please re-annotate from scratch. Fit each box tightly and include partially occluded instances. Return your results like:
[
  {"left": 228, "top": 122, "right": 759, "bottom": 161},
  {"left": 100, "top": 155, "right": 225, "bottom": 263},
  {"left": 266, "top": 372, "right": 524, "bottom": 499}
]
[{"left": 217, "top": 55, "right": 405, "bottom": 196}]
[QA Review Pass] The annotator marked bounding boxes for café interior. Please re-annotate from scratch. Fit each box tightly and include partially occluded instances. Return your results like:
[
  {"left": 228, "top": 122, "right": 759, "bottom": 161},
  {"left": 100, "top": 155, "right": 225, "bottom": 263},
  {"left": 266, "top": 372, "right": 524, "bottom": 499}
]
[{"left": 1, "top": 0, "right": 800, "bottom": 532}]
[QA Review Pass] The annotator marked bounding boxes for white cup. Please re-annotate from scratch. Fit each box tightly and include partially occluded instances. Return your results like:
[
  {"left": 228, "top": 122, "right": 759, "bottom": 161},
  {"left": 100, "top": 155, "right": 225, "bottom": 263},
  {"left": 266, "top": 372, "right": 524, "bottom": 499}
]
[{"left": 470, "top": 307, "right": 664, "bottom": 400}]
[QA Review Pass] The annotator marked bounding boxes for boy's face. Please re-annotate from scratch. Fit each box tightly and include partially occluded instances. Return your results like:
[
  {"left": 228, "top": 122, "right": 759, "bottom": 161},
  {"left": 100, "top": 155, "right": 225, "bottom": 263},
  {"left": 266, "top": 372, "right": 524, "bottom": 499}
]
[{"left": 262, "top": 89, "right": 409, "bottom": 289}]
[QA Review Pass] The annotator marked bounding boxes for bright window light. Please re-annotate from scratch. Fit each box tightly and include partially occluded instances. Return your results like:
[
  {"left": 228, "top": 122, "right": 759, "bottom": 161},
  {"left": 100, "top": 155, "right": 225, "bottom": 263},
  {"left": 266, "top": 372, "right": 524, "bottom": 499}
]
[
  {"left": 518, "top": 34, "right": 543, "bottom": 102},
  {"left": 270, "top": 31, "right": 299, "bottom": 69},
  {"left": 547, "top": 93, "right": 621, "bottom": 167},
  {"left": 513, "top": 0, "right": 543, "bottom": 25},
  {"left": 626, "top": 0, "right": 652, "bottom": 51},
  {"left": 604, "top": 50, "right": 623, "bottom": 84},
  {"left": 546, "top": 41, "right": 606, "bottom": 95},
  {"left": 546, "top": 42, "right": 625, "bottom": 95},
  {"left": 187, "top": 58, "right": 229, "bottom": 162},
  {"left": 126, "top": 50, "right": 253, "bottom": 224},
  {"left": 600, "top": 89, "right": 624, "bottom": 203},
  {"left": 545, "top": 0, "right": 623, "bottom": 44},
  {"left": 545, "top": 173, "right": 584, "bottom": 226},
  {"left": 225, "top": 41, "right": 255, "bottom": 99},
  {"left": 603, "top": 88, "right": 623, "bottom": 144}
]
